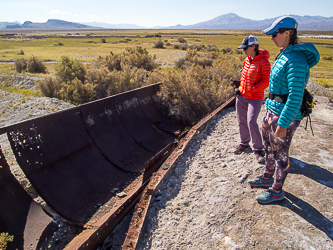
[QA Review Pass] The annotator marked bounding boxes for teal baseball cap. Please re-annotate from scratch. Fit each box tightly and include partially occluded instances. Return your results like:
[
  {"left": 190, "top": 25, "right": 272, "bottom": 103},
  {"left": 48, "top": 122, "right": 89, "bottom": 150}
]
[{"left": 263, "top": 16, "right": 298, "bottom": 35}]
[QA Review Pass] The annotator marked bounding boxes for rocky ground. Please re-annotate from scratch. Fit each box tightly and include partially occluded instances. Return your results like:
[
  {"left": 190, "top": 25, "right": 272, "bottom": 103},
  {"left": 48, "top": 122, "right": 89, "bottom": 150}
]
[{"left": 1, "top": 75, "right": 333, "bottom": 249}]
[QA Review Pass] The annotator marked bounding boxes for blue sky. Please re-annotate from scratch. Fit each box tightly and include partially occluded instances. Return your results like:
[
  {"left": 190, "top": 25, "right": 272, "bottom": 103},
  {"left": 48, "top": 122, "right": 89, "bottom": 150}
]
[{"left": 1, "top": 0, "right": 333, "bottom": 27}]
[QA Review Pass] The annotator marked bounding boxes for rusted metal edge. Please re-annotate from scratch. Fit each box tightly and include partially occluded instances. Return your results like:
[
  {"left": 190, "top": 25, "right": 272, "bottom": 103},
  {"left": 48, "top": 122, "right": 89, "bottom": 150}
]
[
  {"left": 192, "top": 96, "right": 236, "bottom": 130},
  {"left": 143, "top": 142, "right": 177, "bottom": 183},
  {"left": 64, "top": 179, "right": 149, "bottom": 250},
  {"left": 0, "top": 83, "right": 163, "bottom": 136},
  {"left": 122, "top": 96, "right": 236, "bottom": 249}
]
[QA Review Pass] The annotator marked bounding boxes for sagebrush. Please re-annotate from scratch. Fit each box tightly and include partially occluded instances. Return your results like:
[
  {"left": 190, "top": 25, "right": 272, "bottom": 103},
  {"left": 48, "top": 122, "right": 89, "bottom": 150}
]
[
  {"left": 0, "top": 232, "right": 14, "bottom": 250},
  {"left": 37, "top": 46, "right": 242, "bottom": 123},
  {"left": 15, "top": 55, "right": 46, "bottom": 73},
  {"left": 147, "top": 50, "right": 243, "bottom": 124},
  {"left": 37, "top": 47, "right": 158, "bottom": 104}
]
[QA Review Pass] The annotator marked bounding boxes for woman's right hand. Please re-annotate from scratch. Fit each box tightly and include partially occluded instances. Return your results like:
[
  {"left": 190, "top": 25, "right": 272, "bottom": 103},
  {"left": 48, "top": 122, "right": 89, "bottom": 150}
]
[{"left": 274, "top": 125, "right": 287, "bottom": 138}]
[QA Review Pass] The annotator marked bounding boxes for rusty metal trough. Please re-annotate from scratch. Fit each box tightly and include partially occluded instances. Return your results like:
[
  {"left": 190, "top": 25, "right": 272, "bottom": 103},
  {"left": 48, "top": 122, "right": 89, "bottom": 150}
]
[
  {"left": 0, "top": 83, "right": 184, "bottom": 249},
  {"left": 0, "top": 82, "right": 235, "bottom": 250}
]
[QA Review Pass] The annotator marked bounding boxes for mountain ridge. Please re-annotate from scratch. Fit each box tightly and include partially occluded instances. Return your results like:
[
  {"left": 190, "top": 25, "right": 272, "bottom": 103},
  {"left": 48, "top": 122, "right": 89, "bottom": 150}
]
[
  {"left": 1, "top": 19, "right": 95, "bottom": 30},
  {"left": 1, "top": 13, "right": 333, "bottom": 30}
]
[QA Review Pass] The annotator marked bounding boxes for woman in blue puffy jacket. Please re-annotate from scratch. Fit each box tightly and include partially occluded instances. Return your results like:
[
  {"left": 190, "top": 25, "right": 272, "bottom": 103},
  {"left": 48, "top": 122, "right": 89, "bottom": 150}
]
[{"left": 248, "top": 16, "right": 320, "bottom": 203}]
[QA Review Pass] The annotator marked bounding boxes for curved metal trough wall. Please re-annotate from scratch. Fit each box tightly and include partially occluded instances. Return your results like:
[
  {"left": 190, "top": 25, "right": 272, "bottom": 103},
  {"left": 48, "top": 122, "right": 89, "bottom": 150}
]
[{"left": 0, "top": 83, "right": 184, "bottom": 249}]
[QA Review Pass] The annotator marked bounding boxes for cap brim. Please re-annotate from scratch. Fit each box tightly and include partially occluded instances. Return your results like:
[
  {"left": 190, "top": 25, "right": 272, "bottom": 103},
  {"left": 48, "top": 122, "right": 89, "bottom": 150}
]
[
  {"left": 238, "top": 45, "right": 247, "bottom": 49},
  {"left": 263, "top": 26, "right": 278, "bottom": 35}
]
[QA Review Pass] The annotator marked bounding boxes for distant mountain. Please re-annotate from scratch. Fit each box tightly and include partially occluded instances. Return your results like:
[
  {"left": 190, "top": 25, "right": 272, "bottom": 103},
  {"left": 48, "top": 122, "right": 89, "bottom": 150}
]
[
  {"left": 0, "top": 21, "right": 21, "bottom": 29},
  {"left": 2, "top": 14, "right": 333, "bottom": 31},
  {"left": 2, "top": 19, "right": 97, "bottom": 30},
  {"left": 166, "top": 13, "right": 333, "bottom": 30},
  {"left": 81, "top": 22, "right": 145, "bottom": 29}
]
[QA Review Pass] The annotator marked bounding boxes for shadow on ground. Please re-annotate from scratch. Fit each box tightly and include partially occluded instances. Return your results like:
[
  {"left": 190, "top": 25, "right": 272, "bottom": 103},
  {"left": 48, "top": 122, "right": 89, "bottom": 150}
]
[
  {"left": 289, "top": 157, "right": 333, "bottom": 188},
  {"left": 260, "top": 157, "right": 333, "bottom": 240}
]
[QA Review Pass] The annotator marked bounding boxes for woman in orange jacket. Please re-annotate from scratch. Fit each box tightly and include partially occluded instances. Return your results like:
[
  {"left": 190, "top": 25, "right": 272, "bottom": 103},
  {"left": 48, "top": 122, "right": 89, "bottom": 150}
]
[{"left": 234, "top": 35, "right": 271, "bottom": 163}]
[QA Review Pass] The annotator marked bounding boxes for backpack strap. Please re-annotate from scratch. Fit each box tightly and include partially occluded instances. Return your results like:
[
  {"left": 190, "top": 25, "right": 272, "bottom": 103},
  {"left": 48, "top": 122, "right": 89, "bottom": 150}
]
[{"left": 305, "top": 115, "right": 314, "bottom": 137}]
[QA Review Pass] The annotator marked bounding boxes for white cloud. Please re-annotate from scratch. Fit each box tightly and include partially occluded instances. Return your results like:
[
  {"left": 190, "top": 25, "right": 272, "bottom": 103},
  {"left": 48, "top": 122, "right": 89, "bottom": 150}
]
[{"left": 48, "top": 10, "right": 72, "bottom": 16}]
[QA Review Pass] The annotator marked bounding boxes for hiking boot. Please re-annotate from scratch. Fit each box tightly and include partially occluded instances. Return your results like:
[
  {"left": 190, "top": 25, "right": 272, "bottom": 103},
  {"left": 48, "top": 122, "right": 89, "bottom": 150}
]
[
  {"left": 254, "top": 150, "right": 265, "bottom": 164},
  {"left": 256, "top": 188, "right": 285, "bottom": 204},
  {"left": 234, "top": 144, "right": 250, "bottom": 154},
  {"left": 248, "top": 175, "right": 274, "bottom": 188}
]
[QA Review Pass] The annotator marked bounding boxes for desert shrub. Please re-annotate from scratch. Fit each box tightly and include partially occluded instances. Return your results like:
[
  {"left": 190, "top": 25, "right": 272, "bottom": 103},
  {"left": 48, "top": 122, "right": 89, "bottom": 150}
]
[
  {"left": 0, "top": 232, "right": 14, "bottom": 250},
  {"left": 37, "top": 74, "right": 96, "bottom": 104},
  {"left": 221, "top": 47, "right": 233, "bottom": 54},
  {"left": 191, "top": 44, "right": 205, "bottom": 51},
  {"left": 15, "top": 58, "right": 27, "bottom": 73},
  {"left": 175, "top": 58, "right": 186, "bottom": 68},
  {"left": 37, "top": 49, "right": 154, "bottom": 103},
  {"left": 27, "top": 55, "right": 46, "bottom": 73},
  {"left": 18, "top": 49, "right": 24, "bottom": 55},
  {"left": 123, "top": 47, "right": 158, "bottom": 71},
  {"left": 175, "top": 49, "right": 217, "bottom": 69},
  {"left": 173, "top": 44, "right": 180, "bottom": 49},
  {"left": 206, "top": 45, "right": 219, "bottom": 52},
  {"left": 85, "top": 63, "right": 149, "bottom": 98},
  {"left": 148, "top": 53, "right": 242, "bottom": 125},
  {"left": 106, "top": 63, "right": 148, "bottom": 96},
  {"left": 56, "top": 56, "right": 86, "bottom": 83},
  {"left": 322, "top": 56, "right": 333, "bottom": 60},
  {"left": 173, "top": 43, "right": 210, "bottom": 52},
  {"left": 178, "top": 37, "right": 187, "bottom": 43},
  {"left": 37, "top": 76, "right": 61, "bottom": 98},
  {"left": 165, "top": 42, "right": 172, "bottom": 46},
  {"left": 101, "top": 38, "right": 107, "bottom": 43},
  {"left": 153, "top": 39, "right": 164, "bottom": 48},
  {"left": 85, "top": 65, "right": 111, "bottom": 99},
  {"left": 59, "top": 78, "right": 96, "bottom": 104},
  {"left": 36, "top": 57, "right": 88, "bottom": 103},
  {"left": 101, "top": 52, "right": 122, "bottom": 71},
  {"left": 100, "top": 46, "right": 158, "bottom": 72},
  {"left": 179, "top": 44, "right": 188, "bottom": 50},
  {"left": 54, "top": 41, "right": 64, "bottom": 46}
]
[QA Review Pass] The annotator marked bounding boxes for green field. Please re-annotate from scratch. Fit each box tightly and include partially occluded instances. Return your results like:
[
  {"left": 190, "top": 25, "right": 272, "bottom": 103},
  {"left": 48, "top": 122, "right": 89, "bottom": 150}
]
[{"left": 0, "top": 29, "right": 332, "bottom": 88}]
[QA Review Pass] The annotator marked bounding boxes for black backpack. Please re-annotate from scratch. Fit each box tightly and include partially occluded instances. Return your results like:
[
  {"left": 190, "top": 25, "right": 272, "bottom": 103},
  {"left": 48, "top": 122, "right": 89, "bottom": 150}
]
[
  {"left": 301, "top": 89, "right": 315, "bottom": 136},
  {"left": 301, "top": 89, "right": 314, "bottom": 118},
  {"left": 268, "top": 88, "right": 315, "bottom": 135}
]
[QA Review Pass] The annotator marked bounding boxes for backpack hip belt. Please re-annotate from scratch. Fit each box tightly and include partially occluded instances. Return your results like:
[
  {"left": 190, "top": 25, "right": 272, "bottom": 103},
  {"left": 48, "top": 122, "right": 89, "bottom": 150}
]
[{"left": 268, "top": 92, "right": 288, "bottom": 103}]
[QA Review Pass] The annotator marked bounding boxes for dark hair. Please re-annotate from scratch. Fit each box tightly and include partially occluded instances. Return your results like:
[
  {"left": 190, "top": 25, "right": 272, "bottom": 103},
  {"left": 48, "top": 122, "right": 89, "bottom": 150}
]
[
  {"left": 254, "top": 44, "right": 260, "bottom": 56},
  {"left": 278, "top": 28, "right": 299, "bottom": 45}
]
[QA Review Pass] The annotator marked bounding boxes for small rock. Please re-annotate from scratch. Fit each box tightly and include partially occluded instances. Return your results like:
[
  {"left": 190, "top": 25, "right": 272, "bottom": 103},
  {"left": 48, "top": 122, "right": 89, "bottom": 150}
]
[{"left": 117, "top": 192, "right": 127, "bottom": 198}]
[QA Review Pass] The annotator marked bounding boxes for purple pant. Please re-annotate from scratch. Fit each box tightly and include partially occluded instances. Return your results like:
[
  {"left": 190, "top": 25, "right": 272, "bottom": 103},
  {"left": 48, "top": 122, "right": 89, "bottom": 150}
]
[
  {"left": 262, "top": 111, "right": 300, "bottom": 191},
  {"left": 236, "top": 95, "right": 264, "bottom": 151}
]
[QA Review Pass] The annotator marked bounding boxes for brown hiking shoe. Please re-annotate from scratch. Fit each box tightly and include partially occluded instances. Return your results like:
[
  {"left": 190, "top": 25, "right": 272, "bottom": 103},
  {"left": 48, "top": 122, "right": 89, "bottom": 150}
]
[{"left": 234, "top": 144, "right": 250, "bottom": 154}]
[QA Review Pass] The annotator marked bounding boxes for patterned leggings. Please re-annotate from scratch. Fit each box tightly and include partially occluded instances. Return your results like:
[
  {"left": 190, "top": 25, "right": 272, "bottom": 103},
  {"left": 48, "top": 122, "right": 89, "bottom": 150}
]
[{"left": 262, "top": 111, "right": 300, "bottom": 191}]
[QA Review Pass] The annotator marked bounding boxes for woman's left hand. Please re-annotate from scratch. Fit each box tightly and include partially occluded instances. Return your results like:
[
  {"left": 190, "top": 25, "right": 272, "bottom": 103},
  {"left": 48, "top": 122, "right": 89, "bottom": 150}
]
[{"left": 274, "top": 125, "right": 287, "bottom": 138}]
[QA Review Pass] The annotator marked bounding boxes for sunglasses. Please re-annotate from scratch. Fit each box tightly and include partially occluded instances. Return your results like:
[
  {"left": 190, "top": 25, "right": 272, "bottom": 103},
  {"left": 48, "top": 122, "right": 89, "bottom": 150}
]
[{"left": 271, "top": 30, "right": 284, "bottom": 38}]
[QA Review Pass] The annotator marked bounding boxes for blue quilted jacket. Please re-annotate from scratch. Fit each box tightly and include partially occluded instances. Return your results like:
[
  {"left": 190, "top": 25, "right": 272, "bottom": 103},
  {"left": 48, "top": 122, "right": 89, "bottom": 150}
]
[{"left": 265, "top": 43, "right": 320, "bottom": 128}]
